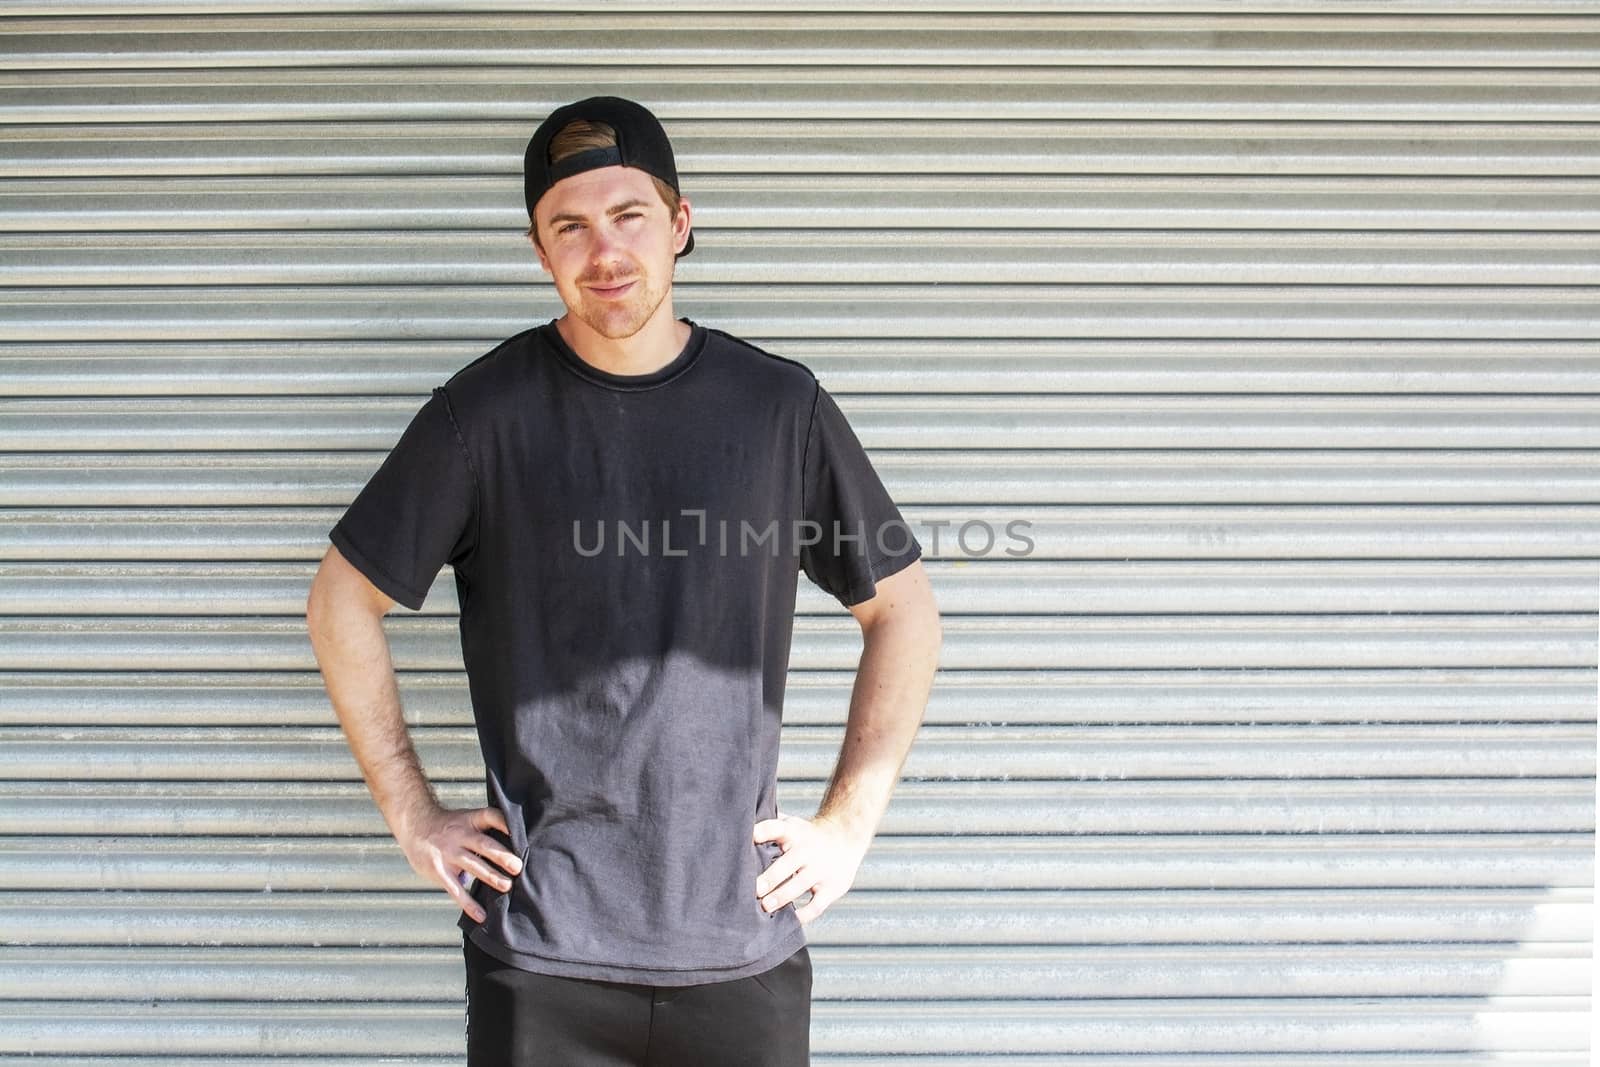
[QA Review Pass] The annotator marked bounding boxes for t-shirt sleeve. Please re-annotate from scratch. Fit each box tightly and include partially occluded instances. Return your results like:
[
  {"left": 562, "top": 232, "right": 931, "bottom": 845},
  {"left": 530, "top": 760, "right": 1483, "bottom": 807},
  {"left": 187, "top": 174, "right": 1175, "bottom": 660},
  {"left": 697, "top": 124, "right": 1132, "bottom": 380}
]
[
  {"left": 799, "top": 381, "right": 923, "bottom": 607},
  {"left": 327, "top": 386, "right": 478, "bottom": 611}
]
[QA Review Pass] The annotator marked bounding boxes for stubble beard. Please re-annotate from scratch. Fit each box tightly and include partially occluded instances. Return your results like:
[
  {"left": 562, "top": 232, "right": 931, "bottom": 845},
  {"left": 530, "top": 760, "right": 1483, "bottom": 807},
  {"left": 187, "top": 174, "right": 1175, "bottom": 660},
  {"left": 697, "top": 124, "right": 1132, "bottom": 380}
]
[{"left": 573, "top": 262, "right": 673, "bottom": 341}]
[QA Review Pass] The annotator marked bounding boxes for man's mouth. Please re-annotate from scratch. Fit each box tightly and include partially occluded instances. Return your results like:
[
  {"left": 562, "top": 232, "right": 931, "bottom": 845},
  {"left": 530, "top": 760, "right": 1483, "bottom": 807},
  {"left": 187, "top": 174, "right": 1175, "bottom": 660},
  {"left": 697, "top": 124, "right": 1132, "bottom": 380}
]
[{"left": 587, "top": 279, "right": 638, "bottom": 298}]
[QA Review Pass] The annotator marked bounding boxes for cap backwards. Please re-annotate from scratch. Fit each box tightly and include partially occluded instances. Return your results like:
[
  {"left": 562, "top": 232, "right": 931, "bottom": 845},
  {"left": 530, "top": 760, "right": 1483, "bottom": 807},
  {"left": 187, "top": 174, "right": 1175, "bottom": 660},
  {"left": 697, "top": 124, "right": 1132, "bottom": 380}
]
[{"left": 523, "top": 96, "right": 694, "bottom": 258}]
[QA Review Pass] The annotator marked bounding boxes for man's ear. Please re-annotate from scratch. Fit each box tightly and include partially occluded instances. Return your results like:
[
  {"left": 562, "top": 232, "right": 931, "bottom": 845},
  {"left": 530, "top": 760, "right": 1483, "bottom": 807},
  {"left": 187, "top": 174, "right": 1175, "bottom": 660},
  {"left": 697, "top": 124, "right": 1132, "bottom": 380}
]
[
  {"left": 530, "top": 227, "right": 551, "bottom": 273},
  {"left": 672, "top": 197, "right": 692, "bottom": 256}
]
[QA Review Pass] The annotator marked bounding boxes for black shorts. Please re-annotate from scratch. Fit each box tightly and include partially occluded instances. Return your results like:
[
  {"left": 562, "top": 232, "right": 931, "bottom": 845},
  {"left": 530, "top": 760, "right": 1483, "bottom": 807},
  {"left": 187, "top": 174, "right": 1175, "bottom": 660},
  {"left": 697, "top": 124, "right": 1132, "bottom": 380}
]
[{"left": 463, "top": 932, "right": 812, "bottom": 1067}]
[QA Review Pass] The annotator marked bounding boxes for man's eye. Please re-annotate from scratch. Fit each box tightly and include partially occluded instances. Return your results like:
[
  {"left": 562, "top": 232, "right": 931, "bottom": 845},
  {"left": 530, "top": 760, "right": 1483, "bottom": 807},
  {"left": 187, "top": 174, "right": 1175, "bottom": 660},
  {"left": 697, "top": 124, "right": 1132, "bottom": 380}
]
[
  {"left": 618, "top": 213, "right": 642, "bottom": 222},
  {"left": 558, "top": 223, "right": 582, "bottom": 234}
]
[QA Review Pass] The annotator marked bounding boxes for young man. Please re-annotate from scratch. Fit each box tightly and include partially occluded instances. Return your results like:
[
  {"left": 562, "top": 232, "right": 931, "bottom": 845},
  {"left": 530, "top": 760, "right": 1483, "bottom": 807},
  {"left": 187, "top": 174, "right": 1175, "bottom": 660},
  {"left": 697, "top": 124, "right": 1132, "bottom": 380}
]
[{"left": 306, "top": 96, "right": 942, "bottom": 1066}]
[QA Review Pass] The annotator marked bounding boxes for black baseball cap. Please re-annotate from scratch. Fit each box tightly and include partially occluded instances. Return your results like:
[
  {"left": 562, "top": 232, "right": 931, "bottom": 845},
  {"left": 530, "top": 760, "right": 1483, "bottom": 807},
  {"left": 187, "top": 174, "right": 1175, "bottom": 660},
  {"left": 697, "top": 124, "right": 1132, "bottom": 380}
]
[{"left": 524, "top": 96, "right": 694, "bottom": 258}]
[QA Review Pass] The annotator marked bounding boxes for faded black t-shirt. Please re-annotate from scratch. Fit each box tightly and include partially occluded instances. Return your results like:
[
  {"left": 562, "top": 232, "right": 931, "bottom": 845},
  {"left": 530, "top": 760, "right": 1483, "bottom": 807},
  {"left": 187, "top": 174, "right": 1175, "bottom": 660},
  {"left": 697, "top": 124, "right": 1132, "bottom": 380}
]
[{"left": 328, "top": 318, "right": 922, "bottom": 985}]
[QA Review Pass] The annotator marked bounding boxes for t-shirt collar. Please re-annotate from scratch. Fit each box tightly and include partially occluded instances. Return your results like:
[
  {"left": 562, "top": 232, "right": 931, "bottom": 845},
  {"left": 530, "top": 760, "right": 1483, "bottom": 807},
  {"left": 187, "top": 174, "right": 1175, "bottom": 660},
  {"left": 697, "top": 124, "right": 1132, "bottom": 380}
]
[{"left": 542, "top": 317, "right": 706, "bottom": 391}]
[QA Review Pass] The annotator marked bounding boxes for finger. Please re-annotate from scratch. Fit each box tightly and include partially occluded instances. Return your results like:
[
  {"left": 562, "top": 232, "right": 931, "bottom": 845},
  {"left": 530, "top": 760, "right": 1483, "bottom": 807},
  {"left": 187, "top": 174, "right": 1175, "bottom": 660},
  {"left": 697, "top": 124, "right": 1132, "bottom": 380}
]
[
  {"left": 760, "top": 866, "right": 812, "bottom": 913},
  {"left": 756, "top": 816, "right": 801, "bottom": 845},
  {"left": 755, "top": 853, "right": 801, "bottom": 900},
  {"left": 479, "top": 806, "right": 511, "bottom": 836},
  {"left": 440, "top": 865, "right": 487, "bottom": 922},
  {"left": 457, "top": 851, "right": 515, "bottom": 892},
  {"left": 470, "top": 834, "right": 523, "bottom": 878},
  {"left": 790, "top": 885, "right": 825, "bottom": 924}
]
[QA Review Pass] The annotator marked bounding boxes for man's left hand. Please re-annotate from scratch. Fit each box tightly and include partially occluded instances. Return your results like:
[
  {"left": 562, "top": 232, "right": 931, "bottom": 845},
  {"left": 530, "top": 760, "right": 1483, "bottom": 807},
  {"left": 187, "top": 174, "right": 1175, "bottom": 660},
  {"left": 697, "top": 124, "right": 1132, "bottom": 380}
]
[{"left": 752, "top": 811, "right": 870, "bottom": 926}]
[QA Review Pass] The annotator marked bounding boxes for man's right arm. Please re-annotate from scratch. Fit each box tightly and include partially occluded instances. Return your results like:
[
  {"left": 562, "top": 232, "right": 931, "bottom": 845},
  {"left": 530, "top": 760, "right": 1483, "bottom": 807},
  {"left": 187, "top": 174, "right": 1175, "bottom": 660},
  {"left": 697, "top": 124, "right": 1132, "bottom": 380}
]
[
  {"left": 306, "top": 544, "right": 441, "bottom": 841},
  {"left": 305, "top": 544, "right": 519, "bottom": 923}
]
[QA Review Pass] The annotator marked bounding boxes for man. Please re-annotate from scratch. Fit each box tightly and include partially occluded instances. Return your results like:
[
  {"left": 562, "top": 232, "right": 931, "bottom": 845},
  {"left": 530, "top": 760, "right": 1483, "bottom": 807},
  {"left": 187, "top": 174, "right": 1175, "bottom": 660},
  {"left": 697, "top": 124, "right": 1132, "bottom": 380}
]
[{"left": 305, "top": 95, "right": 942, "bottom": 1066}]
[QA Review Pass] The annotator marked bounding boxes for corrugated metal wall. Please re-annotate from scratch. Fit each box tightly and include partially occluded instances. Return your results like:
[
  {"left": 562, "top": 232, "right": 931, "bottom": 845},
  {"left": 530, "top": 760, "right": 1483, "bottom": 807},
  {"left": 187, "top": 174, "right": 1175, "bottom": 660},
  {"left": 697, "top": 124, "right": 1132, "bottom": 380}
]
[{"left": 1, "top": 4, "right": 1596, "bottom": 1063}]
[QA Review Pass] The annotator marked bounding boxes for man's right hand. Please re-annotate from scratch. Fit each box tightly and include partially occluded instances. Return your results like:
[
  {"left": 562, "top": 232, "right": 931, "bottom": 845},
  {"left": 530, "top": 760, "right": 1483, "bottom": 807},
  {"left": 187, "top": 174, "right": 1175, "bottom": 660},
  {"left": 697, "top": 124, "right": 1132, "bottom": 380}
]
[{"left": 396, "top": 804, "right": 523, "bottom": 923}]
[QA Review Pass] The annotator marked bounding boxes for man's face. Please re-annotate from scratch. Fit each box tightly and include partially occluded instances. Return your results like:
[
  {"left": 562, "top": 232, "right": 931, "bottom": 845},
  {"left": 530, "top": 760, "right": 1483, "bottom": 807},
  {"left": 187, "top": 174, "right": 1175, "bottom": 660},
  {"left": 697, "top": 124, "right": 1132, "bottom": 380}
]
[{"left": 532, "top": 165, "right": 692, "bottom": 341}]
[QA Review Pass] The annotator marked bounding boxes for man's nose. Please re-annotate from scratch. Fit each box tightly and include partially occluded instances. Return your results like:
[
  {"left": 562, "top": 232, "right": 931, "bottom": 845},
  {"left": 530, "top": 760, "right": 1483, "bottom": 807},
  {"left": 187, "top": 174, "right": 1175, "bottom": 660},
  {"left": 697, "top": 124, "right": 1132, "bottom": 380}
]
[{"left": 586, "top": 225, "right": 623, "bottom": 265}]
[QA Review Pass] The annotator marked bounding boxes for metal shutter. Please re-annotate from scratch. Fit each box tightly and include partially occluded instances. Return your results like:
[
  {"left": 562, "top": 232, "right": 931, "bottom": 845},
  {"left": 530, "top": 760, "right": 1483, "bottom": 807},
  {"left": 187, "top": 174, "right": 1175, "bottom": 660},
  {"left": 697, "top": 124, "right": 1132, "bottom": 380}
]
[{"left": 1, "top": 4, "right": 1595, "bottom": 1063}]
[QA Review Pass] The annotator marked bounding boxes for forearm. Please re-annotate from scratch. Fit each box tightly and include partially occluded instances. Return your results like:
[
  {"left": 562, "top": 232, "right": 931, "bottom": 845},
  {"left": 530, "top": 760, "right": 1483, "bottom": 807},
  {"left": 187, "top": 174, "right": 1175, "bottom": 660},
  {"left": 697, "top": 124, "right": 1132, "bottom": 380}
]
[
  {"left": 813, "top": 612, "right": 940, "bottom": 847},
  {"left": 307, "top": 597, "right": 439, "bottom": 841}
]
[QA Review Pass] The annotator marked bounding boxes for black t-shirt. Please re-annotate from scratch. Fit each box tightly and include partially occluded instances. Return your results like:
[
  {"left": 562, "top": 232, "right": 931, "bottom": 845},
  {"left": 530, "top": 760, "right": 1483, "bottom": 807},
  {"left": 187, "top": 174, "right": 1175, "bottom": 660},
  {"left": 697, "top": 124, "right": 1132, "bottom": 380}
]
[{"left": 328, "top": 318, "right": 922, "bottom": 985}]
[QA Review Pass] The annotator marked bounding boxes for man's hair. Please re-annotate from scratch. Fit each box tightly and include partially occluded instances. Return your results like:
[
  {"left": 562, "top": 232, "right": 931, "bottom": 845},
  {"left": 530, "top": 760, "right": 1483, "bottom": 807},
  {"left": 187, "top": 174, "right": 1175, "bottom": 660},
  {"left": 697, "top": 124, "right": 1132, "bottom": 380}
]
[{"left": 525, "top": 119, "right": 683, "bottom": 247}]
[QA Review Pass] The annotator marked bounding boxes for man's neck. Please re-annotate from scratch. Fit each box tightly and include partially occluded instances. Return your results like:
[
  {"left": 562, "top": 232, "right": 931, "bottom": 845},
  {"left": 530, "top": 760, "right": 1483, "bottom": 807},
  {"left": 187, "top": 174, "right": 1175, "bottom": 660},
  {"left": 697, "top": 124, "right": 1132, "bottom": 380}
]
[{"left": 555, "top": 303, "right": 691, "bottom": 378}]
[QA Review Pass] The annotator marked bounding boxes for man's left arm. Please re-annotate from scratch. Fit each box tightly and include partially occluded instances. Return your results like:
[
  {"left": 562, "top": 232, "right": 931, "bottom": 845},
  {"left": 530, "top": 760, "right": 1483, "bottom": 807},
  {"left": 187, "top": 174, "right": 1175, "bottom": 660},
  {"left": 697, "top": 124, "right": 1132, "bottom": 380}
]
[{"left": 753, "top": 558, "right": 943, "bottom": 925}]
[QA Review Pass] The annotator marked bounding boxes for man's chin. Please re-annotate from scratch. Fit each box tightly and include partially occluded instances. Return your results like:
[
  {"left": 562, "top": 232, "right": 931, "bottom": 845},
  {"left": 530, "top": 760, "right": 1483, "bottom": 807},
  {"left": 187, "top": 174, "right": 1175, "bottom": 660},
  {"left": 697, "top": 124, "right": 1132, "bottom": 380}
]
[
  {"left": 581, "top": 312, "right": 650, "bottom": 341},
  {"left": 577, "top": 297, "right": 668, "bottom": 341}
]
